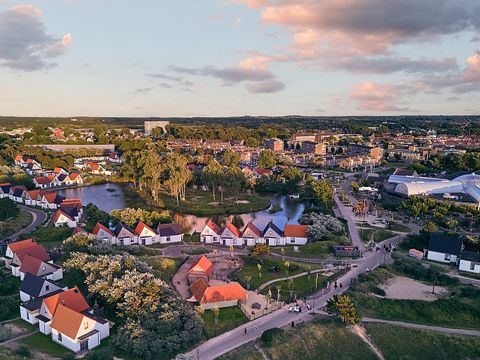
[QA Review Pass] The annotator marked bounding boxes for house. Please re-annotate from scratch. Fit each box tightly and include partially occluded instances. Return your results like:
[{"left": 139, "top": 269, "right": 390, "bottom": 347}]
[
  {"left": 135, "top": 221, "right": 157, "bottom": 245},
  {"left": 459, "top": 251, "right": 480, "bottom": 274},
  {"left": 40, "top": 192, "right": 65, "bottom": 209},
  {"left": 189, "top": 279, "right": 247, "bottom": 310},
  {"left": 19, "top": 254, "right": 63, "bottom": 280},
  {"left": 25, "top": 160, "right": 42, "bottom": 176},
  {"left": 24, "top": 190, "right": 41, "bottom": 206},
  {"left": 2, "top": 239, "right": 37, "bottom": 269},
  {"left": 156, "top": 223, "right": 183, "bottom": 244},
  {"left": 84, "top": 162, "right": 111, "bottom": 175},
  {"left": 19, "top": 273, "right": 65, "bottom": 303},
  {"left": 426, "top": 233, "right": 463, "bottom": 264},
  {"left": 113, "top": 223, "right": 136, "bottom": 245},
  {"left": 34, "top": 175, "right": 59, "bottom": 189},
  {"left": 92, "top": 223, "right": 114, "bottom": 242},
  {"left": 10, "top": 244, "right": 51, "bottom": 278},
  {"left": 66, "top": 173, "right": 83, "bottom": 186},
  {"left": 35, "top": 288, "right": 109, "bottom": 353},
  {"left": 187, "top": 256, "right": 214, "bottom": 285},
  {"left": 262, "top": 221, "right": 284, "bottom": 246},
  {"left": 60, "top": 199, "right": 83, "bottom": 216},
  {"left": 54, "top": 167, "right": 69, "bottom": 176},
  {"left": 283, "top": 224, "right": 309, "bottom": 245},
  {"left": 53, "top": 209, "right": 77, "bottom": 228},
  {"left": 201, "top": 220, "right": 222, "bottom": 244},
  {"left": 0, "top": 183, "right": 12, "bottom": 198},
  {"left": 72, "top": 227, "right": 89, "bottom": 236},
  {"left": 220, "top": 223, "right": 242, "bottom": 246},
  {"left": 241, "top": 222, "right": 263, "bottom": 246},
  {"left": 9, "top": 186, "right": 27, "bottom": 203}
]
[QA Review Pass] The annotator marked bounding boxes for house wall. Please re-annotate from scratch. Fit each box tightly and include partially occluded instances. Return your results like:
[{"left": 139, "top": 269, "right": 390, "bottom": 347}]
[
  {"left": 427, "top": 250, "right": 458, "bottom": 264},
  {"left": 51, "top": 329, "right": 80, "bottom": 353},
  {"left": 285, "top": 237, "right": 308, "bottom": 245},
  {"left": 158, "top": 234, "right": 183, "bottom": 244},
  {"left": 459, "top": 260, "right": 480, "bottom": 274},
  {"left": 20, "top": 307, "right": 39, "bottom": 324},
  {"left": 38, "top": 319, "right": 51, "bottom": 335},
  {"left": 201, "top": 299, "right": 239, "bottom": 310}
]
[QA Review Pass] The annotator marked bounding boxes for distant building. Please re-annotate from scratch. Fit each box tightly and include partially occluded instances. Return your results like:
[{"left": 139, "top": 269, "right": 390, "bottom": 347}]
[
  {"left": 144, "top": 120, "right": 170, "bottom": 136},
  {"left": 263, "top": 138, "right": 284, "bottom": 152},
  {"left": 426, "top": 233, "right": 463, "bottom": 264},
  {"left": 301, "top": 141, "right": 327, "bottom": 155}
]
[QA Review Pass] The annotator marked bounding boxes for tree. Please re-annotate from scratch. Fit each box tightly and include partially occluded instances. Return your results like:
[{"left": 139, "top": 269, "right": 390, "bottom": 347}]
[
  {"left": 203, "top": 159, "right": 223, "bottom": 202},
  {"left": 0, "top": 198, "right": 18, "bottom": 221},
  {"left": 310, "top": 180, "right": 334, "bottom": 208},
  {"left": 212, "top": 306, "right": 220, "bottom": 326},
  {"left": 257, "top": 263, "right": 262, "bottom": 279},
  {"left": 423, "top": 221, "right": 438, "bottom": 233},
  {"left": 222, "top": 149, "right": 240, "bottom": 167},
  {"left": 257, "top": 150, "right": 276, "bottom": 169},
  {"left": 249, "top": 244, "right": 270, "bottom": 263},
  {"left": 164, "top": 153, "right": 192, "bottom": 205},
  {"left": 284, "top": 261, "right": 290, "bottom": 276},
  {"left": 245, "top": 275, "right": 252, "bottom": 290},
  {"left": 326, "top": 295, "right": 361, "bottom": 325}
]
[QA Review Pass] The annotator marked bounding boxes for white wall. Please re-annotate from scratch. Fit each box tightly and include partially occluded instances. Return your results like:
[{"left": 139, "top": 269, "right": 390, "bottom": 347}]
[
  {"left": 459, "top": 260, "right": 480, "bottom": 274},
  {"left": 427, "top": 250, "right": 458, "bottom": 264},
  {"left": 20, "top": 307, "right": 39, "bottom": 325},
  {"left": 201, "top": 300, "right": 239, "bottom": 310}
]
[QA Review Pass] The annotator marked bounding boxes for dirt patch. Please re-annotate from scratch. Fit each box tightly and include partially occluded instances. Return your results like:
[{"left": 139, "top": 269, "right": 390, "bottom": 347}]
[
  {"left": 3, "top": 323, "right": 28, "bottom": 336},
  {"left": 380, "top": 276, "right": 447, "bottom": 301}
]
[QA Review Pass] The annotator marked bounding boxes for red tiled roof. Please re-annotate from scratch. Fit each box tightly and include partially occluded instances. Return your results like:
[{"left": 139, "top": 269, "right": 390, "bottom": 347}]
[
  {"left": 26, "top": 190, "right": 41, "bottom": 199},
  {"left": 242, "top": 221, "right": 262, "bottom": 238},
  {"left": 284, "top": 224, "right": 309, "bottom": 238},
  {"left": 190, "top": 279, "right": 247, "bottom": 304},
  {"left": 50, "top": 304, "right": 85, "bottom": 340},
  {"left": 134, "top": 221, "right": 156, "bottom": 236},
  {"left": 42, "top": 192, "right": 58, "bottom": 203},
  {"left": 85, "top": 162, "right": 100, "bottom": 171},
  {"left": 35, "top": 176, "right": 53, "bottom": 185},
  {"left": 14, "top": 244, "right": 50, "bottom": 263},
  {"left": 44, "top": 287, "right": 90, "bottom": 316},
  {"left": 54, "top": 167, "right": 64, "bottom": 174},
  {"left": 15, "top": 154, "right": 23, "bottom": 161},
  {"left": 92, "top": 222, "right": 113, "bottom": 236},
  {"left": 19, "top": 255, "right": 47, "bottom": 275},
  {"left": 205, "top": 220, "right": 222, "bottom": 235},
  {"left": 8, "top": 239, "right": 36, "bottom": 253},
  {"left": 225, "top": 223, "right": 241, "bottom": 238},
  {"left": 72, "top": 227, "right": 89, "bottom": 236},
  {"left": 188, "top": 256, "right": 214, "bottom": 276},
  {"left": 69, "top": 173, "right": 80, "bottom": 180},
  {"left": 54, "top": 209, "right": 73, "bottom": 223}
]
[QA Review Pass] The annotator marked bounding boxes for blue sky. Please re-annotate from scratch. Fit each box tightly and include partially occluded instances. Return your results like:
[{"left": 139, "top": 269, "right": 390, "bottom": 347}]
[{"left": 1, "top": 0, "right": 479, "bottom": 116}]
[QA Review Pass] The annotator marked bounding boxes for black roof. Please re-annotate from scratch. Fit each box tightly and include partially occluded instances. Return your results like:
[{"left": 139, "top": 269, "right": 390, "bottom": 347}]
[
  {"left": 0, "top": 184, "right": 12, "bottom": 193},
  {"left": 60, "top": 205, "right": 79, "bottom": 218},
  {"left": 461, "top": 251, "right": 480, "bottom": 262},
  {"left": 13, "top": 188, "right": 25, "bottom": 197},
  {"left": 113, "top": 222, "right": 135, "bottom": 237},
  {"left": 393, "top": 168, "right": 417, "bottom": 176},
  {"left": 20, "top": 273, "right": 61, "bottom": 298},
  {"left": 157, "top": 223, "right": 182, "bottom": 236},
  {"left": 22, "top": 298, "right": 43, "bottom": 311},
  {"left": 262, "top": 221, "right": 283, "bottom": 237},
  {"left": 428, "top": 233, "right": 463, "bottom": 256}
]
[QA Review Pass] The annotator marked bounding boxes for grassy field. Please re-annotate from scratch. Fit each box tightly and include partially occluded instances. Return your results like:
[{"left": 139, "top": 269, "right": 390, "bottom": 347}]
[
  {"left": 387, "top": 221, "right": 411, "bottom": 233},
  {"left": 0, "top": 210, "right": 32, "bottom": 239},
  {"left": 140, "top": 256, "right": 184, "bottom": 282},
  {"left": 358, "top": 227, "right": 395, "bottom": 243},
  {"left": 236, "top": 256, "right": 320, "bottom": 290},
  {"left": 270, "top": 239, "right": 349, "bottom": 259},
  {"left": 257, "top": 318, "right": 376, "bottom": 360},
  {"left": 218, "top": 342, "right": 264, "bottom": 360},
  {"left": 366, "top": 323, "right": 480, "bottom": 360},
  {"left": 201, "top": 307, "right": 247, "bottom": 339},
  {"left": 18, "top": 332, "right": 71, "bottom": 358},
  {"left": 261, "top": 273, "right": 328, "bottom": 303},
  {"left": 125, "top": 187, "right": 271, "bottom": 216}
]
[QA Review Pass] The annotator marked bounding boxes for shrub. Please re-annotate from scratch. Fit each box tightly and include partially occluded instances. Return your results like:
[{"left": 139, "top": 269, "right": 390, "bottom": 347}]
[
  {"left": 261, "top": 328, "right": 285, "bottom": 346},
  {"left": 61, "top": 353, "right": 76, "bottom": 360},
  {"left": 85, "top": 348, "right": 114, "bottom": 360},
  {"left": 0, "top": 325, "right": 11, "bottom": 342},
  {"left": 14, "top": 345, "right": 31, "bottom": 357},
  {"left": 371, "top": 287, "right": 386, "bottom": 296}
]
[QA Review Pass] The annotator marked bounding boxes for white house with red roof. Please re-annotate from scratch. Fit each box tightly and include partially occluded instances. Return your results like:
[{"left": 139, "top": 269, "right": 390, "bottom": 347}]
[
  {"left": 134, "top": 221, "right": 156, "bottom": 245},
  {"left": 241, "top": 221, "right": 264, "bottom": 246},
  {"left": 189, "top": 279, "right": 247, "bottom": 310},
  {"left": 2, "top": 238, "right": 37, "bottom": 269},
  {"left": 283, "top": 224, "right": 309, "bottom": 245},
  {"left": 19, "top": 255, "right": 63, "bottom": 281},
  {"left": 10, "top": 243, "right": 52, "bottom": 277},
  {"left": 24, "top": 190, "right": 41, "bottom": 206},
  {"left": 220, "top": 223, "right": 242, "bottom": 246},
  {"left": 53, "top": 209, "right": 77, "bottom": 228},
  {"left": 91, "top": 223, "right": 114, "bottom": 242},
  {"left": 200, "top": 220, "right": 222, "bottom": 244}
]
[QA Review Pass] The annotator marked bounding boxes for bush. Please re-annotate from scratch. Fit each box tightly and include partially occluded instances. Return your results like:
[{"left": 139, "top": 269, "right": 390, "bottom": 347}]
[
  {"left": 0, "top": 198, "right": 18, "bottom": 221},
  {"left": 0, "top": 325, "right": 11, "bottom": 342},
  {"left": 0, "top": 296, "right": 20, "bottom": 321},
  {"left": 14, "top": 345, "right": 31, "bottom": 357},
  {"left": 261, "top": 327, "right": 285, "bottom": 346},
  {"left": 61, "top": 353, "right": 76, "bottom": 360},
  {"left": 392, "top": 255, "right": 458, "bottom": 286},
  {"left": 85, "top": 348, "right": 114, "bottom": 360},
  {"left": 371, "top": 287, "right": 386, "bottom": 296}
]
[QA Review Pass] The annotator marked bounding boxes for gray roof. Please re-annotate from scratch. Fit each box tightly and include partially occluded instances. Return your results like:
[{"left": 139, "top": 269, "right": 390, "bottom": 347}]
[
  {"left": 157, "top": 223, "right": 182, "bottom": 236},
  {"left": 20, "top": 273, "right": 48, "bottom": 297},
  {"left": 428, "top": 233, "right": 463, "bottom": 256},
  {"left": 461, "top": 251, "right": 480, "bottom": 262}
]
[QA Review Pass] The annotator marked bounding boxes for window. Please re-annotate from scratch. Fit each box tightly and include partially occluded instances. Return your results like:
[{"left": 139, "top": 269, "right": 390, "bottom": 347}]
[
  {"left": 45, "top": 285, "right": 49, "bottom": 291},
  {"left": 26, "top": 313, "right": 29, "bottom": 320},
  {"left": 42, "top": 266, "right": 46, "bottom": 271},
  {"left": 444, "top": 254, "right": 451, "bottom": 261},
  {"left": 166, "top": 236, "right": 171, "bottom": 242},
  {"left": 84, "top": 322, "right": 89, "bottom": 330},
  {"left": 58, "top": 333, "right": 62, "bottom": 342},
  {"left": 471, "top": 263, "right": 476, "bottom": 271},
  {"left": 290, "top": 238, "right": 295, "bottom": 243}
]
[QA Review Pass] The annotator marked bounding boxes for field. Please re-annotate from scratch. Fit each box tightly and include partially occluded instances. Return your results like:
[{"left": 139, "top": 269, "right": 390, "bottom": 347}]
[
  {"left": 0, "top": 210, "right": 32, "bottom": 239},
  {"left": 358, "top": 227, "right": 395, "bottom": 243},
  {"left": 125, "top": 187, "right": 271, "bottom": 216},
  {"left": 18, "top": 332, "right": 71, "bottom": 358},
  {"left": 260, "top": 273, "right": 328, "bottom": 303},
  {"left": 366, "top": 323, "right": 480, "bottom": 360},
  {"left": 201, "top": 307, "right": 247, "bottom": 339},
  {"left": 270, "top": 239, "right": 349, "bottom": 259},
  {"left": 139, "top": 256, "right": 184, "bottom": 282},
  {"left": 235, "top": 256, "right": 320, "bottom": 290},
  {"left": 218, "top": 342, "right": 264, "bottom": 360}
]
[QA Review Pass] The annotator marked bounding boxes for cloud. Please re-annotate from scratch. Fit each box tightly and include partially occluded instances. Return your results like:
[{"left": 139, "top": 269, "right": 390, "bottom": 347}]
[
  {"left": 146, "top": 73, "right": 183, "bottom": 82},
  {"left": 349, "top": 81, "right": 410, "bottom": 112},
  {"left": 134, "top": 87, "right": 154, "bottom": 94},
  {"left": 169, "top": 64, "right": 285, "bottom": 93},
  {"left": 0, "top": 5, "right": 71, "bottom": 71}
]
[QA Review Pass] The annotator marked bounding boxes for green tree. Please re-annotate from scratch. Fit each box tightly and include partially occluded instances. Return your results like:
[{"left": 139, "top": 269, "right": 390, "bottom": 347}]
[
  {"left": 222, "top": 149, "right": 241, "bottom": 167},
  {"left": 203, "top": 159, "right": 223, "bottom": 202},
  {"left": 311, "top": 180, "right": 334, "bottom": 207},
  {"left": 326, "top": 295, "right": 361, "bottom": 325},
  {"left": 257, "top": 150, "right": 276, "bottom": 169},
  {"left": 249, "top": 244, "right": 271, "bottom": 263}
]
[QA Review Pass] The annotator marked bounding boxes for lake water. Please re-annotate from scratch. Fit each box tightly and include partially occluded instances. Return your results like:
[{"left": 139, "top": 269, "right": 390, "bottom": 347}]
[{"left": 59, "top": 184, "right": 306, "bottom": 233}]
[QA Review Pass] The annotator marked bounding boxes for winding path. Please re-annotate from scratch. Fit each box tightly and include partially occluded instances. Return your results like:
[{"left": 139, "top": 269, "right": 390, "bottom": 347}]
[{"left": 6, "top": 205, "right": 47, "bottom": 241}]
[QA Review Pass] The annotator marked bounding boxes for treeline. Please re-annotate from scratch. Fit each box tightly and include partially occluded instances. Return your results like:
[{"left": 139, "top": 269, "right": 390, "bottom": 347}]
[{"left": 410, "top": 151, "right": 480, "bottom": 174}]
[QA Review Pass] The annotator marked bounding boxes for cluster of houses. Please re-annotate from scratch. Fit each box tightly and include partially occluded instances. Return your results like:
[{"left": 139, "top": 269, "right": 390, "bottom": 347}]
[
  {"left": 419, "top": 233, "right": 480, "bottom": 274},
  {"left": 91, "top": 221, "right": 183, "bottom": 246},
  {"left": 1, "top": 239, "right": 110, "bottom": 353},
  {"left": 200, "top": 220, "right": 309, "bottom": 247},
  {"left": 0, "top": 183, "right": 66, "bottom": 209},
  {"left": 33, "top": 167, "right": 84, "bottom": 189},
  {"left": 186, "top": 256, "right": 248, "bottom": 310}
]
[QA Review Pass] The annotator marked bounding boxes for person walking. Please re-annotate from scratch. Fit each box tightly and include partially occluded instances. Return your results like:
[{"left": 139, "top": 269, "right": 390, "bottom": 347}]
[
  {"left": 339, "top": 283, "right": 343, "bottom": 289},
  {"left": 244, "top": 328, "right": 247, "bottom": 336}
]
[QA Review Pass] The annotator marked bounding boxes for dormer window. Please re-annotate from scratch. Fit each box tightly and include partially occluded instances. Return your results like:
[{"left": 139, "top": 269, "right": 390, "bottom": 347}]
[{"left": 45, "top": 285, "right": 49, "bottom": 291}]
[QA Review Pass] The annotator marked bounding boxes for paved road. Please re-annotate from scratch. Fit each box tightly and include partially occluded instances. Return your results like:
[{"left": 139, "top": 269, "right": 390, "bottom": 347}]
[
  {"left": 188, "top": 238, "right": 402, "bottom": 360},
  {"left": 363, "top": 318, "right": 480, "bottom": 337},
  {"left": 334, "top": 194, "right": 363, "bottom": 251},
  {"left": 8, "top": 205, "right": 47, "bottom": 241}
]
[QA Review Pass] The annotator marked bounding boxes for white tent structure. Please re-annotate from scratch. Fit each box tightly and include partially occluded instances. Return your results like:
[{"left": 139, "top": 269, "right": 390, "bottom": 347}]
[{"left": 389, "top": 172, "right": 480, "bottom": 207}]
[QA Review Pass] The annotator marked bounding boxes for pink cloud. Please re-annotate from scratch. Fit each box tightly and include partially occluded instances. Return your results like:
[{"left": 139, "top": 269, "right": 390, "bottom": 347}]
[
  {"left": 349, "top": 81, "right": 408, "bottom": 112},
  {"left": 11, "top": 4, "right": 43, "bottom": 17}
]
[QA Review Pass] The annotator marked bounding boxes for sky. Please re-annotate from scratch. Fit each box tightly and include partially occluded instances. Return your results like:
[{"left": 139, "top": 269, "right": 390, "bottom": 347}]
[{"left": 0, "top": 0, "right": 479, "bottom": 117}]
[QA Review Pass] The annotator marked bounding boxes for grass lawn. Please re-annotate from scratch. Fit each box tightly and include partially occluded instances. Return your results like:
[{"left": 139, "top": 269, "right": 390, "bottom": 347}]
[
  {"left": 270, "top": 239, "right": 349, "bottom": 259},
  {"left": 19, "top": 226, "right": 72, "bottom": 245},
  {"left": 218, "top": 342, "right": 264, "bottom": 360},
  {"left": 18, "top": 332, "right": 71, "bottom": 358},
  {"left": 261, "top": 273, "right": 328, "bottom": 303},
  {"left": 386, "top": 221, "right": 411, "bottom": 233},
  {"left": 125, "top": 187, "right": 271, "bottom": 216},
  {"left": 140, "top": 256, "right": 184, "bottom": 282},
  {"left": 366, "top": 323, "right": 480, "bottom": 360},
  {"left": 358, "top": 227, "right": 395, "bottom": 243},
  {"left": 201, "top": 307, "right": 247, "bottom": 339},
  {"left": 0, "top": 210, "right": 32, "bottom": 239},
  {"left": 236, "top": 257, "right": 320, "bottom": 290},
  {"left": 261, "top": 318, "right": 376, "bottom": 360}
]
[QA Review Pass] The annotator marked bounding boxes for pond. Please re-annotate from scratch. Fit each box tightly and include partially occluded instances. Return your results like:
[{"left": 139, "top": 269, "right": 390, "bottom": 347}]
[
  {"left": 60, "top": 184, "right": 306, "bottom": 233},
  {"left": 57, "top": 183, "right": 130, "bottom": 213}
]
